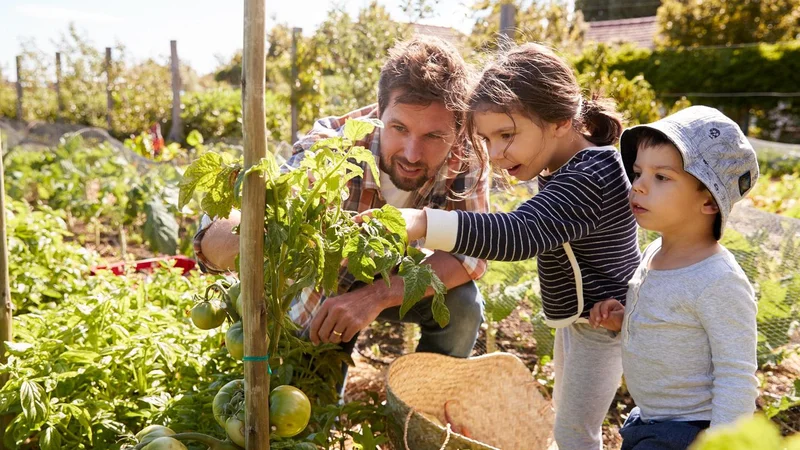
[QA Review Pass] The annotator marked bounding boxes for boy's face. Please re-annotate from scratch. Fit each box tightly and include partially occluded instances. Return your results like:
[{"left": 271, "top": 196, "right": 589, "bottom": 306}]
[{"left": 629, "top": 143, "right": 718, "bottom": 237}]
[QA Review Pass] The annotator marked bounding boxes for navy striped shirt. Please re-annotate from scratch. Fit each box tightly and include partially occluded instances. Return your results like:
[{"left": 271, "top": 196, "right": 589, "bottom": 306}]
[{"left": 453, "top": 147, "right": 641, "bottom": 325}]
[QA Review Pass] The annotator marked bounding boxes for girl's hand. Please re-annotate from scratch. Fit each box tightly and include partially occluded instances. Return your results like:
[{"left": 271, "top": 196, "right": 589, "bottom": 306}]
[
  {"left": 589, "top": 299, "right": 624, "bottom": 332},
  {"left": 355, "top": 208, "right": 428, "bottom": 242}
]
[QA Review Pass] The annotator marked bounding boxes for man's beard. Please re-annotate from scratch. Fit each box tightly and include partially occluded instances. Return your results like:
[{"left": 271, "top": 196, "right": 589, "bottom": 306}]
[{"left": 379, "top": 154, "right": 429, "bottom": 191}]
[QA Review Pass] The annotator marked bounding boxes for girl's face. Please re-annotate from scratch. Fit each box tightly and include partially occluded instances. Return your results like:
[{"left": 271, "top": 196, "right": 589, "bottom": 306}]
[{"left": 474, "top": 110, "right": 558, "bottom": 181}]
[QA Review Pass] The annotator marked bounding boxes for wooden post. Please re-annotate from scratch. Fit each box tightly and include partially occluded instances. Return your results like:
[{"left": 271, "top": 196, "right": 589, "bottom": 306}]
[
  {"left": 0, "top": 134, "right": 14, "bottom": 450},
  {"left": 290, "top": 27, "right": 302, "bottom": 144},
  {"left": 242, "top": 0, "right": 269, "bottom": 448},
  {"left": 168, "top": 40, "right": 184, "bottom": 142},
  {"left": 55, "top": 52, "right": 64, "bottom": 119},
  {"left": 500, "top": 3, "right": 516, "bottom": 43},
  {"left": 15, "top": 56, "right": 22, "bottom": 120},
  {"left": 105, "top": 47, "right": 113, "bottom": 129}
]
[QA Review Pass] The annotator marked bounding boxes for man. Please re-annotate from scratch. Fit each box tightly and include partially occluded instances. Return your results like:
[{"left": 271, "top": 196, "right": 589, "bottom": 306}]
[{"left": 195, "top": 36, "right": 489, "bottom": 365}]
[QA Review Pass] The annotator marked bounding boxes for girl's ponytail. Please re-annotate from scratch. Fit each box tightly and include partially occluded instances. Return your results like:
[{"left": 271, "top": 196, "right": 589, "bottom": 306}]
[{"left": 581, "top": 94, "right": 624, "bottom": 147}]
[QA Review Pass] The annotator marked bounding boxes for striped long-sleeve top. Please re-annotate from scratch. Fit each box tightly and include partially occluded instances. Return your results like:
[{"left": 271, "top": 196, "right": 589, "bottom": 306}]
[{"left": 425, "top": 147, "right": 641, "bottom": 327}]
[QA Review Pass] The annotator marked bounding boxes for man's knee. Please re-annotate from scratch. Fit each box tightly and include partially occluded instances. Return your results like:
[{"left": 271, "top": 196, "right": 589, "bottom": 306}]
[{"left": 442, "top": 281, "right": 484, "bottom": 326}]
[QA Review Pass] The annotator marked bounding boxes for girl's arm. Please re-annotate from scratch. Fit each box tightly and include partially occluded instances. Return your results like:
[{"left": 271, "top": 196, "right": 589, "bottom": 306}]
[{"left": 423, "top": 171, "right": 605, "bottom": 261}]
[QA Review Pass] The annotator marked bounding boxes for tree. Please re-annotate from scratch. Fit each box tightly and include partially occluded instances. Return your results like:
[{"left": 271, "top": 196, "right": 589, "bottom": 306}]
[
  {"left": 468, "top": 0, "right": 586, "bottom": 54},
  {"left": 312, "top": 2, "right": 410, "bottom": 114},
  {"left": 575, "top": 0, "right": 661, "bottom": 22},
  {"left": 657, "top": 0, "right": 800, "bottom": 47}
]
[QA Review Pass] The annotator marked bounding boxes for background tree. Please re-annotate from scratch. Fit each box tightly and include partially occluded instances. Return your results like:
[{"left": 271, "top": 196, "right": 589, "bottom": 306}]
[
  {"left": 657, "top": 0, "right": 800, "bottom": 47},
  {"left": 575, "top": 0, "right": 661, "bottom": 22},
  {"left": 468, "top": 0, "right": 586, "bottom": 54}
]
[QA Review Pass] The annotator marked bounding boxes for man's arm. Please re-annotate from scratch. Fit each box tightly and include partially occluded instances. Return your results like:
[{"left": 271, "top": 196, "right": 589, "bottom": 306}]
[
  {"left": 198, "top": 209, "right": 241, "bottom": 272},
  {"left": 309, "top": 250, "right": 471, "bottom": 344}
]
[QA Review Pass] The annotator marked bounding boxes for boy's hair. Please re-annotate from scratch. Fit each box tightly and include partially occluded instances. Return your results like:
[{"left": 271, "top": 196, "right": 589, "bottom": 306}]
[
  {"left": 465, "top": 43, "right": 624, "bottom": 156},
  {"left": 378, "top": 36, "right": 470, "bottom": 131}
]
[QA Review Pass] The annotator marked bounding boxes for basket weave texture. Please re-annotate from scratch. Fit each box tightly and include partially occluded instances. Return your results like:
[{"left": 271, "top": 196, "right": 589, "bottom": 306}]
[{"left": 385, "top": 352, "right": 554, "bottom": 450}]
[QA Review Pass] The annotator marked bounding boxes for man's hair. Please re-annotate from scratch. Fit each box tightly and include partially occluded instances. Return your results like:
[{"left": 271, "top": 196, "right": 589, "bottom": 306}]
[{"left": 377, "top": 36, "right": 470, "bottom": 130}]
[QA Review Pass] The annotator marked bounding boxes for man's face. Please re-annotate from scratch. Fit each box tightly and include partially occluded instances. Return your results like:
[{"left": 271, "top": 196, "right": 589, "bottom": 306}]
[{"left": 378, "top": 91, "right": 457, "bottom": 191}]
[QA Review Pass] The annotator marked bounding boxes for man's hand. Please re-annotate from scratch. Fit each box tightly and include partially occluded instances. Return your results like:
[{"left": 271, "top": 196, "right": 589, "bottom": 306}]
[
  {"left": 308, "top": 284, "right": 393, "bottom": 345},
  {"left": 356, "top": 208, "right": 428, "bottom": 242},
  {"left": 589, "top": 299, "right": 625, "bottom": 332}
]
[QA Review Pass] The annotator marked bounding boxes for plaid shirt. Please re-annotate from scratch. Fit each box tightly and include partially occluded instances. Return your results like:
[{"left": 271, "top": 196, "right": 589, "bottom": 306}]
[{"left": 194, "top": 104, "right": 489, "bottom": 329}]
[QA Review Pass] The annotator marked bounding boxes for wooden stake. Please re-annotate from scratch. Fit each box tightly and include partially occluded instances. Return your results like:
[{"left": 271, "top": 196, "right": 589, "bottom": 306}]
[
  {"left": 105, "top": 48, "right": 113, "bottom": 130},
  {"left": 56, "top": 52, "right": 64, "bottom": 119},
  {"left": 500, "top": 3, "right": 516, "bottom": 43},
  {"left": 168, "top": 40, "right": 184, "bottom": 142},
  {"left": 15, "top": 56, "right": 22, "bottom": 121},
  {"left": 290, "top": 27, "right": 302, "bottom": 144},
  {"left": 0, "top": 135, "right": 14, "bottom": 450},
  {"left": 242, "top": 0, "right": 270, "bottom": 448}
]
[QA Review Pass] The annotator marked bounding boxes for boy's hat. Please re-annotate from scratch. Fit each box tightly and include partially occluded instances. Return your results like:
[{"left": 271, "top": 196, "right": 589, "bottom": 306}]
[{"left": 620, "top": 105, "right": 759, "bottom": 240}]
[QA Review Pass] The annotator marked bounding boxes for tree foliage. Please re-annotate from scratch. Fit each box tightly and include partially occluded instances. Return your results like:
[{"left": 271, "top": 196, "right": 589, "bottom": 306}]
[{"left": 657, "top": 0, "right": 800, "bottom": 47}]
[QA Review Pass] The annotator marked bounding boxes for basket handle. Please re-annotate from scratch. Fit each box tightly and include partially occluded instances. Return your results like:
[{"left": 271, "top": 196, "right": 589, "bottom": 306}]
[{"left": 404, "top": 409, "right": 452, "bottom": 450}]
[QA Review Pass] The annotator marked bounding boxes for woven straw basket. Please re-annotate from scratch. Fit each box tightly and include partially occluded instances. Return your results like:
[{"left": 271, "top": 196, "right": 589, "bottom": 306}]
[{"left": 385, "top": 352, "right": 554, "bottom": 450}]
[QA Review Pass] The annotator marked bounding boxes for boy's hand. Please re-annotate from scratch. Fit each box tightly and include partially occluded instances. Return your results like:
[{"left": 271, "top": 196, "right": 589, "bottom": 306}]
[
  {"left": 355, "top": 208, "right": 428, "bottom": 242},
  {"left": 589, "top": 299, "right": 625, "bottom": 332}
]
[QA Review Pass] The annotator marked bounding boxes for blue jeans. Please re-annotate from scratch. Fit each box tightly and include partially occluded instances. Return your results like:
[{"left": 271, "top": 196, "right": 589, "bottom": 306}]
[
  {"left": 620, "top": 407, "right": 710, "bottom": 450},
  {"left": 337, "top": 281, "right": 485, "bottom": 394}
]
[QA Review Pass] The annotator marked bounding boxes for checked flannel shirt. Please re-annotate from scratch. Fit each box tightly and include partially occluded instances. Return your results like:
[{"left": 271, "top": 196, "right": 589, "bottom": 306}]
[{"left": 194, "top": 104, "right": 489, "bottom": 329}]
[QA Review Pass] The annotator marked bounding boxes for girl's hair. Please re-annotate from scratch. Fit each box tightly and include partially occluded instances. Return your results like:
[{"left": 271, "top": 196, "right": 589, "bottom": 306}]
[{"left": 465, "top": 43, "right": 624, "bottom": 160}]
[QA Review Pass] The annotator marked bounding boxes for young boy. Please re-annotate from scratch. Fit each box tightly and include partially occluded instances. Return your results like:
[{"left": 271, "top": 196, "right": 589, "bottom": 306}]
[{"left": 589, "top": 105, "right": 760, "bottom": 450}]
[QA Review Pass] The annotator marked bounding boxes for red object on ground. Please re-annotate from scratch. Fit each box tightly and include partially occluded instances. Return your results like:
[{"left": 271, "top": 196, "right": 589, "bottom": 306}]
[{"left": 90, "top": 255, "right": 197, "bottom": 276}]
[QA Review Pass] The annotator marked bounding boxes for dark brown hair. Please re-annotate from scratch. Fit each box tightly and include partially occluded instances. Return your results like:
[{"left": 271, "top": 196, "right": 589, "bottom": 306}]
[
  {"left": 378, "top": 36, "right": 470, "bottom": 130},
  {"left": 378, "top": 36, "right": 487, "bottom": 198},
  {"left": 465, "top": 43, "right": 624, "bottom": 159}
]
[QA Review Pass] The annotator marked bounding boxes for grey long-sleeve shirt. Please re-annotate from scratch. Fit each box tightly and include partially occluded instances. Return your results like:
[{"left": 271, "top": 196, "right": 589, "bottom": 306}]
[{"left": 622, "top": 238, "right": 759, "bottom": 427}]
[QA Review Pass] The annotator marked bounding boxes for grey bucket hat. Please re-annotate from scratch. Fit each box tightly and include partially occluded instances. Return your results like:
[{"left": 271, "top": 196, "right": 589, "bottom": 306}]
[{"left": 620, "top": 105, "right": 759, "bottom": 240}]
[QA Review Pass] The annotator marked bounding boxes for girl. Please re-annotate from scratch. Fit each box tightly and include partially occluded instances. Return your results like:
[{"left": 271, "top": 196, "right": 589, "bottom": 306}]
[{"left": 368, "top": 43, "right": 642, "bottom": 449}]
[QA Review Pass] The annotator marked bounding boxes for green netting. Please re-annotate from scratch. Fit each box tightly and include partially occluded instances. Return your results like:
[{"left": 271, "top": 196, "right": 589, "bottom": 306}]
[{"left": 469, "top": 203, "right": 800, "bottom": 367}]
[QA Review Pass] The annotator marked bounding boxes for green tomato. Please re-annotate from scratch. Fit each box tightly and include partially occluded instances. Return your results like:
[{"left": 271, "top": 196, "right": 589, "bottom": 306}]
[
  {"left": 225, "top": 413, "right": 246, "bottom": 447},
  {"left": 269, "top": 385, "right": 311, "bottom": 438},
  {"left": 135, "top": 425, "right": 175, "bottom": 445},
  {"left": 226, "top": 321, "right": 244, "bottom": 360},
  {"left": 225, "top": 321, "right": 269, "bottom": 361},
  {"left": 235, "top": 292, "right": 243, "bottom": 317},
  {"left": 142, "top": 436, "right": 187, "bottom": 450},
  {"left": 227, "top": 282, "right": 241, "bottom": 308},
  {"left": 191, "top": 300, "right": 227, "bottom": 330},
  {"left": 213, "top": 379, "right": 245, "bottom": 428}
]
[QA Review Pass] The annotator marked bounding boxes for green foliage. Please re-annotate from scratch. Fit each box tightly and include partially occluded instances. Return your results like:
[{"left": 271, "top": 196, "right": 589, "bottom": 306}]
[
  {"left": 179, "top": 118, "right": 449, "bottom": 360},
  {"left": 312, "top": 2, "right": 410, "bottom": 114},
  {"left": 576, "top": 0, "right": 660, "bottom": 22},
  {"left": 689, "top": 414, "right": 800, "bottom": 450},
  {"left": 4, "top": 134, "right": 185, "bottom": 255},
  {"left": 468, "top": 0, "right": 586, "bottom": 54},
  {"left": 5, "top": 199, "right": 97, "bottom": 313},
  {"left": 0, "top": 266, "right": 230, "bottom": 449},
  {"left": 657, "top": 0, "right": 800, "bottom": 47}
]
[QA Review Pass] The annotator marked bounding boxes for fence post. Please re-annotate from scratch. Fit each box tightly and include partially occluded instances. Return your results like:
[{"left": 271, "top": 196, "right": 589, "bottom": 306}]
[
  {"left": 168, "top": 40, "right": 183, "bottom": 142},
  {"left": 500, "top": 3, "right": 516, "bottom": 44},
  {"left": 0, "top": 134, "right": 14, "bottom": 450},
  {"left": 105, "top": 48, "right": 113, "bottom": 130},
  {"left": 55, "top": 52, "right": 64, "bottom": 119},
  {"left": 290, "top": 27, "right": 302, "bottom": 144},
  {"left": 15, "top": 56, "right": 22, "bottom": 121}
]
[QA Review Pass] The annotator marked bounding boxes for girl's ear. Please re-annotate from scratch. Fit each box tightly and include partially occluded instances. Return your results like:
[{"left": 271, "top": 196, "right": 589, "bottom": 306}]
[{"left": 553, "top": 119, "right": 573, "bottom": 138}]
